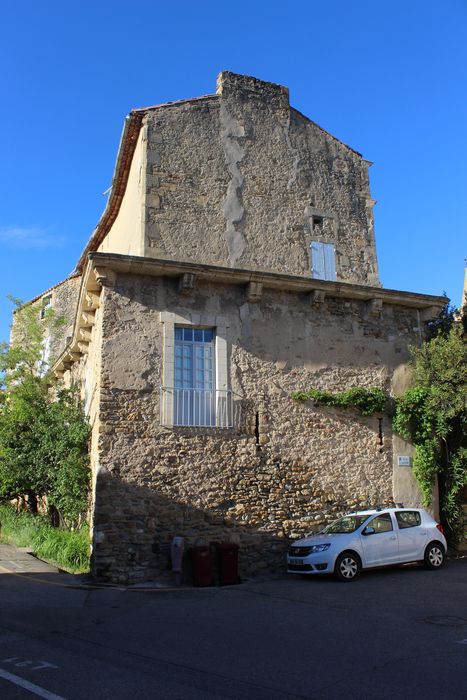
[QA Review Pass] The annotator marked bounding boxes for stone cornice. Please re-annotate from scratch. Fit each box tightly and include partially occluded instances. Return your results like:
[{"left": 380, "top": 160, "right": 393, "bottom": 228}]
[
  {"left": 87, "top": 252, "right": 447, "bottom": 310},
  {"left": 51, "top": 252, "right": 447, "bottom": 378}
]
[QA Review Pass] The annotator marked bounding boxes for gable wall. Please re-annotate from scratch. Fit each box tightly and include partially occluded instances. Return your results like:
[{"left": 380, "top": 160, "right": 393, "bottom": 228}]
[{"left": 143, "top": 73, "right": 379, "bottom": 286}]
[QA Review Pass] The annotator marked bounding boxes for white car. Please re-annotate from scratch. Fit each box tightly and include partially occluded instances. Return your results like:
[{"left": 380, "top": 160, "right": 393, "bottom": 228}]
[{"left": 287, "top": 507, "right": 447, "bottom": 581}]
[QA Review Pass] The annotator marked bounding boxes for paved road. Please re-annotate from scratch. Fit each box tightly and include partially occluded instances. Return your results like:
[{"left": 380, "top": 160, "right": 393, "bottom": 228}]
[{"left": 0, "top": 545, "right": 466, "bottom": 699}]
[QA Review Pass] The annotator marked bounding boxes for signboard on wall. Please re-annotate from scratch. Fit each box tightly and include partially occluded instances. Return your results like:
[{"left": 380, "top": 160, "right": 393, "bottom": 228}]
[{"left": 397, "top": 456, "right": 412, "bottom": 467}]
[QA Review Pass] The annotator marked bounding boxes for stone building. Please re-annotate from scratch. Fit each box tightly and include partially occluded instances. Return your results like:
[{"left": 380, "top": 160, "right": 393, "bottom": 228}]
[{"left": 32, "top": 72, "right": 445, "bottom": 583}]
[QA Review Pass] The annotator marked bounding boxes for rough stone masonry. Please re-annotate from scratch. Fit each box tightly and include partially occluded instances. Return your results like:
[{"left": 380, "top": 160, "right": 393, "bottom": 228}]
[{"left": 24, "top": 72, "right": 445, "bottom": 584}]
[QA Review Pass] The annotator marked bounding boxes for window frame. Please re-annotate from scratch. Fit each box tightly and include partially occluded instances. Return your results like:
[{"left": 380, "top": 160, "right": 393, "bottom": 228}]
[
  {"left": 395, "top": 510, "right": 422, "bottom": 530},
  {"left": 309, "top": 241, "right": 337, "bottom": 281},
  {"left": 160, "top": 312, "right": 229, "bottom": 428},
  {"left": 366, "top": 513, "right": 393, "bottom": 534},
  {"left": 40, "top": 294, "right": 52, "bottom": 319}
]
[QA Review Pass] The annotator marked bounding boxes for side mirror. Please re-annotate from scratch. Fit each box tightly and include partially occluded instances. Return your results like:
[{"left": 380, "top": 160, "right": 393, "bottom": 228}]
[{"left": 363, "top": 526, "right": 375, "bottom": 536}]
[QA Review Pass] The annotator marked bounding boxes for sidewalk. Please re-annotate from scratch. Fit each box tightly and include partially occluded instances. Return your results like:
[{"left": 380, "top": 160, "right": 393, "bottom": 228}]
[
  {"left": 0, "top": 542, "right": 284, "bottom": 593},
  {"left": 0, "top": 543, "right": 60, "bottom": 575}
]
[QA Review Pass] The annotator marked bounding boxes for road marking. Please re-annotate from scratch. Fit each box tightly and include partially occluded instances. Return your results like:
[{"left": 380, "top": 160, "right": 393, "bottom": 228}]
[
  {"left": 2, "top": 656, "right": 58, "bottom": 670},
  {"left": 0, "top": 667, "right": 66, "bottom": 700},
  {"left": 457, "top": 639, "right": 467, "bottom": 645}
]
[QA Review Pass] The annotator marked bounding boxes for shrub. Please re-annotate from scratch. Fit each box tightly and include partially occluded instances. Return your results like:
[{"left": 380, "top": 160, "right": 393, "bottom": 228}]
[{"left": 0, "top": 504, "right": 90, "bottom": 573}]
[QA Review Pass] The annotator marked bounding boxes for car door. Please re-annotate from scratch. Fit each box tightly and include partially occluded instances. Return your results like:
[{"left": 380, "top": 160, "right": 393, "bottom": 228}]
[
  {"left": 360, "top": 512, "right": 399, "bottom": 567},
  {"left": 395, "top": 510, "right": 427, "bottom": 561}
]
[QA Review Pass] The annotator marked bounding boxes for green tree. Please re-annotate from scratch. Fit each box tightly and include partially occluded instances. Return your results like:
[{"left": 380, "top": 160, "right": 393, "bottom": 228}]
[
  {"left": 393, "top": 312, "right": 467, "bottom": 542},
  {"left": 0, "top": 297, "right": 90, "bottom": 526}
]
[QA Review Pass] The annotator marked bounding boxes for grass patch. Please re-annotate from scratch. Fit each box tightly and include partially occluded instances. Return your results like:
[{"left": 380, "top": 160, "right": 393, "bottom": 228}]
[{"left": 0, "top": 504, "right": 90, "bottom": 574}]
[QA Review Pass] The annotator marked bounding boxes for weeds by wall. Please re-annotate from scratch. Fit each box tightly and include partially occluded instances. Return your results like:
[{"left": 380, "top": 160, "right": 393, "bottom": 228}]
[{"left": 0, "top": 505, "right": 90, "bottom": 573}]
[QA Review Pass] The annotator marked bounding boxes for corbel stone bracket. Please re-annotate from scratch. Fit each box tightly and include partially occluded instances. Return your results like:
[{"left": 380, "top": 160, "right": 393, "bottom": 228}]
[
  {"left": 67, "top": 351, "right": 81, "bottom": 362},
  {"left": 420, "top": 306, "right": 440, "bottom": 322},
  {"left": 178, "top": 273, "right": 196, "bottom": 295},
  {"left": 93, "top": 266, "right": 116, "bottom": 288},
  {"left": 81, "top": 310, "right": 96, "bottom": 327},
  {"left": 367, "top": 297, "right": 383, "bottom": 318},
  {"left": 309, "top": 290, "right": 326, "bottom": 306},
  {"left": 77, "top": 341, "right": 89, "bottom": 354},
  {"left": 246, "top": 281, "right": 262, "bottom": 303},
  {"left": 79, "top": 329, "right": 92, "bottom": 342},
  {"left": 84, "top": 291, "right": 101, "bottom": 310}
]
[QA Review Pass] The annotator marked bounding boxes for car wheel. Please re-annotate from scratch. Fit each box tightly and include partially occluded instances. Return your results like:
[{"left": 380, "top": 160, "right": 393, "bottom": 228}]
[
  {"left": 424, "top": 542, "right": 445, "bottom": 570},
  {"left": 334, "top": 552, "right": 361, "bottom": 582}
]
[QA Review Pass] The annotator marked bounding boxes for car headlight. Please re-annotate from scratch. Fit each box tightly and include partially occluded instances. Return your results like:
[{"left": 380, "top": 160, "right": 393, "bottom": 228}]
[{"left": 309, "top": 544, "right": 331, "bottom": 553}]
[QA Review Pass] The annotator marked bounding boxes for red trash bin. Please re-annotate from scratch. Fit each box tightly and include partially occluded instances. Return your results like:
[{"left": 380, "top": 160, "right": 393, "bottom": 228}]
[
  {"left": 216, "top": 542, "right": 240, "bottom": 585},
  {"left": 191, "top": 546, "right": 214, "bottom": 587}
]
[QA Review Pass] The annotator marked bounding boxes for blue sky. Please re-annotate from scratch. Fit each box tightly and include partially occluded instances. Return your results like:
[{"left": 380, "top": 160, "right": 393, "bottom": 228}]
[{"left": 1, "top": 0, "right": 466, "bottom": 343}]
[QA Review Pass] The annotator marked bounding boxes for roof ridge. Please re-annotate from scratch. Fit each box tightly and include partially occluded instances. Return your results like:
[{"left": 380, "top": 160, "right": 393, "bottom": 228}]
[
  {"left": 131, "top": 94, "right": 218, "bottom": 113},
  {"left": 15, "top": 273, "right": 81, "bottom": 311}
]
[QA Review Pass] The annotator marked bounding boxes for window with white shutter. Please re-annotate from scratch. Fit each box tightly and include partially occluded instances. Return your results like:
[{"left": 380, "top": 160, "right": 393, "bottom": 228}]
[{"left": 310, "top": 241, "right": 336, "bottom": 281}]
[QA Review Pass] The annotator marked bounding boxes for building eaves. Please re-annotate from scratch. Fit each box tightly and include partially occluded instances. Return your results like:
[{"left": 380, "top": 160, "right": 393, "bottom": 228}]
[
  {"left": 131, "top": 94, "right": 217, "bottom": 112},
  {"left": 75, "top": 109, "right": 146, "bottom": 273},
  {"left": 75, "top": 95, "right": 219, "bottom": 274}
]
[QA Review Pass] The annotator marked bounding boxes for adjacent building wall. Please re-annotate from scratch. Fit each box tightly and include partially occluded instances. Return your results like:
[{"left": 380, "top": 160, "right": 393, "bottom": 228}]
[
  {"left": 48, "top": 276, "right": 82, "bottom": 361},
  {"left": 91, "top": 272, "right": 423, "bottom": 583},
  {"left": 10, "top": 277, "right": 81, "bottom": 371}
]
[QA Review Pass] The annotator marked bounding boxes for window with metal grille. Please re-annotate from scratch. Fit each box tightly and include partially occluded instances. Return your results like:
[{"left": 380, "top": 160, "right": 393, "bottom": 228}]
[{"left": 173, "top": 327, "right": 215, "bottom": 426}]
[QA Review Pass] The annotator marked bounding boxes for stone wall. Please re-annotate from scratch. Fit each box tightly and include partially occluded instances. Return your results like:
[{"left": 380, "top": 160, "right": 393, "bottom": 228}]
[
  {"left": 144, "top": 72, "right": 380, "bottom": 286},
  {"left": 10, "top": 276, "right": 81, "bottom": 370},
  {"left": 90, "top": 272, "right": 423, "bottom": 583},
  {"left": 49, "top": 276, "right": 81, "bottom": 361}
]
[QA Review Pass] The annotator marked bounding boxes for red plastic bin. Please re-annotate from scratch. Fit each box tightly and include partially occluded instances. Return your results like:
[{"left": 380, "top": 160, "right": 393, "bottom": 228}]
[
  {"left": 216, "top": 542, "right": 240, "bottom": 585},
  {"left": 191, "top": 546, "right": 214, "bottom": 587}
]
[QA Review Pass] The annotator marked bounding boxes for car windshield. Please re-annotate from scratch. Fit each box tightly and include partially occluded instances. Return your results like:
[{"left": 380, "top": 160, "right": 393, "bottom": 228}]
[{"left": 321, "top": 514, "right": 371, "bottom": 534}]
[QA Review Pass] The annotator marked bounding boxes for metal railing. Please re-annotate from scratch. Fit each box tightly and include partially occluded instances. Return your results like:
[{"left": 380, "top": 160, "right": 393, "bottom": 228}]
[{"left": 160, "top": 388, "right": 233, "bottom": 428}]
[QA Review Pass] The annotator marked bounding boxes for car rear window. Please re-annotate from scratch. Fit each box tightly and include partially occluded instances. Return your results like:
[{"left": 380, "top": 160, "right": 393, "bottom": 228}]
[{"left": 395, "top": 511, "right": 421, "bottom": 529}]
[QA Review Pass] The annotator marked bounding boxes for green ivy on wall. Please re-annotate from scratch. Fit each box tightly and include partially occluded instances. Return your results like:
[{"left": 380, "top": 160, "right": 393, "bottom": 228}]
[{"left": 291, "top": 386, "right": 387, "bottom": 416}]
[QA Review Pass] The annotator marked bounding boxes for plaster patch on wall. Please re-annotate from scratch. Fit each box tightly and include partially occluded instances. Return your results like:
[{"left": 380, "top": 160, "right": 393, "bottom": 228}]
[
  {"left": 283, "top": 112, "right": 299, "bottom": 191},
  {"left": 220, "top": 102, "right": 246, "bottom": 266}
]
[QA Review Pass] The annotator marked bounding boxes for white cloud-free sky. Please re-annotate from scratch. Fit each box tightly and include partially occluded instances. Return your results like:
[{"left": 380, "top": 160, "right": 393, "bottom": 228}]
[
  {"left": 1, "top": 0, "right": 466, "bottom": 342},
  {"left": 0, "top": 227, "right": 65, "bottom": 250}
]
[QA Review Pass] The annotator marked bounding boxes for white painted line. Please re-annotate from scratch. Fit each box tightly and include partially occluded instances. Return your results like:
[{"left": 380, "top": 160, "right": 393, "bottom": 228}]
[
  {"left": 0, "top": 667, "right": 67, "bottom": 700},
  {"left": 458, "top": 639, "right": 467, "bottom": 645}
]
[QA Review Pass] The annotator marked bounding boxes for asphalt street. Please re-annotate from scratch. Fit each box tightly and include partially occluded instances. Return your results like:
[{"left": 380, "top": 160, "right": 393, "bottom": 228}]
[{"left": 0, "top": 544, "right": 466, "bottom": 699}]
